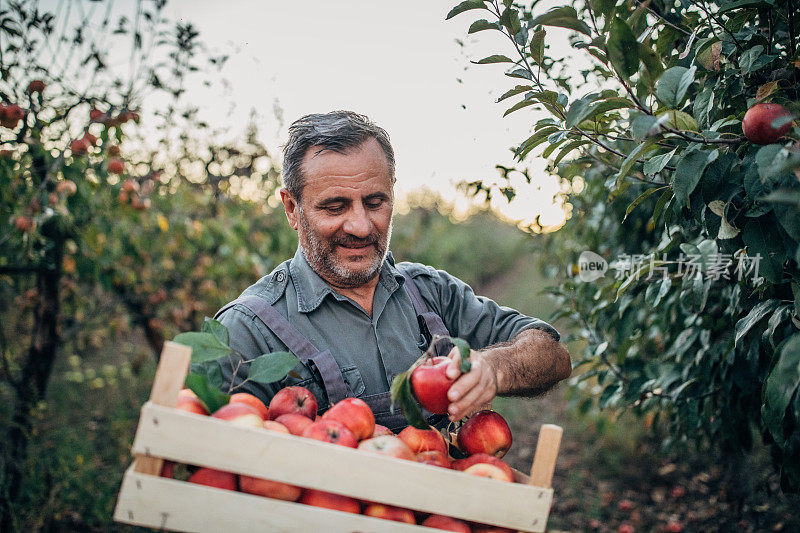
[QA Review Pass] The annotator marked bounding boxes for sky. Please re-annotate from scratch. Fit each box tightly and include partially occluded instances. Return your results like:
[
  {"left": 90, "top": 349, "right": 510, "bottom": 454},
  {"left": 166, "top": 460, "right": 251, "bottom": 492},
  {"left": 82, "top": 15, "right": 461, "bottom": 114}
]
[{"left": 154, "top": 1, "right": 577, "bottom": 229}]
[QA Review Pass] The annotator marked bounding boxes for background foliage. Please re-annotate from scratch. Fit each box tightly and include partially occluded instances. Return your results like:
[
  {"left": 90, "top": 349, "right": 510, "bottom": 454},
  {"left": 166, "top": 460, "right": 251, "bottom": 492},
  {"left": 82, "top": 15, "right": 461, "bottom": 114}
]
[{"left": 448, "top": 0, "right": 800, "bottom": 490}]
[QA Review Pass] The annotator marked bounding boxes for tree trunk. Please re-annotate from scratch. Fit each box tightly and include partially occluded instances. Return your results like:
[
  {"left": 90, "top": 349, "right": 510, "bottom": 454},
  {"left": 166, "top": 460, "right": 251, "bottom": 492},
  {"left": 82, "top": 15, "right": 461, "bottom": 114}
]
[{"left": 1, "top": 240, "right": 63, "bottom": 531}]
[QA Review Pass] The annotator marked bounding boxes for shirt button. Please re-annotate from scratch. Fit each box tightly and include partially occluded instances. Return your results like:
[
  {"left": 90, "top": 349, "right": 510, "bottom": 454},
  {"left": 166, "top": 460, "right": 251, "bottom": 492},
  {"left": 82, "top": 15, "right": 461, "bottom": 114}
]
[{"left": 275, "top": 271, "right": 285, "bottom": 282}]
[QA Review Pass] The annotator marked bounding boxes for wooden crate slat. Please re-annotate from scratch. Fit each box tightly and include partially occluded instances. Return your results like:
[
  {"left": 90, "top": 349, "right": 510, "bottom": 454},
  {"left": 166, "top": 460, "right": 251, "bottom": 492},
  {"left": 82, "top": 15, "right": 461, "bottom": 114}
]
[
  {"left": 114, "top": 465, "right": 427, "bottom": 533},
  {"left": 529, "top": 424, "right": 563, "bottom": 489},
  {"left": 131, "top": 402, "right": 552, "bottom": 532},
  {"left": 133, "top": 341, "right": 191, "bottom": 476}
]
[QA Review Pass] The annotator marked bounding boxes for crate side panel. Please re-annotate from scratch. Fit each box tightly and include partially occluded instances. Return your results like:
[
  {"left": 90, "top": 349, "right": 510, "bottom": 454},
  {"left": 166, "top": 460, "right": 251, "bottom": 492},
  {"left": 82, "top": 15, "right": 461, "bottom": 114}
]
[
  {"left": 132, "top": 403, "right": 551, "bottom": 532},
  {"left": 114, "top": 467, "right": 429, "bottom": 532}
]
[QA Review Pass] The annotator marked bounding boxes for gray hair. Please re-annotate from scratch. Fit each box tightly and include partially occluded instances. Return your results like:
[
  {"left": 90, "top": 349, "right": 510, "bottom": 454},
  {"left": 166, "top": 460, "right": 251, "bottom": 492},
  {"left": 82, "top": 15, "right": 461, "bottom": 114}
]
[{"left": 282, "top": 110, "right": 396, "bottom": 201}]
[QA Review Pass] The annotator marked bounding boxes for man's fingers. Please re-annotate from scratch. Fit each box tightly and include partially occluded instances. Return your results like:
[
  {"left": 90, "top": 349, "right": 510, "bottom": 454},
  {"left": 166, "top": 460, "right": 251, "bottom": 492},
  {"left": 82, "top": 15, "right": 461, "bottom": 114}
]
[
  {"left": 447, "top": 366, "right": 480, "bottom": 402},
  {"left": 445, "top": 346, "right": 462, "bottom": 379},
  {"left": 448, "top": 385, "right": 490, "bottom": 421}
]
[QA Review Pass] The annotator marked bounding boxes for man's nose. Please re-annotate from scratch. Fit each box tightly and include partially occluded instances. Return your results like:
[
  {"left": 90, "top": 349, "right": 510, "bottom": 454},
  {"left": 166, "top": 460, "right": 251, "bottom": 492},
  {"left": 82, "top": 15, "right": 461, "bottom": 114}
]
[{"left": 342, "top": 204, "right": 372, "bottom": 238}]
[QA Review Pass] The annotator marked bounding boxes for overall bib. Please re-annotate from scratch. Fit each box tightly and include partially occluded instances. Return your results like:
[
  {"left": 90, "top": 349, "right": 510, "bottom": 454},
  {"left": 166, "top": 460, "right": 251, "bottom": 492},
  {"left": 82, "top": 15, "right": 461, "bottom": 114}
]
[{"left": 215, "top": 269, "right": 452, "bottom": 432}]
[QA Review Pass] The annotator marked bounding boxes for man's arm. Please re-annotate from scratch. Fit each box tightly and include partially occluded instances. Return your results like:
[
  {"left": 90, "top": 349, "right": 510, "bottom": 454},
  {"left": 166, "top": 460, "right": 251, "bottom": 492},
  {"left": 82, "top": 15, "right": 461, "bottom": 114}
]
[{"left": 444, "top": 328, "right": 572, "bottom": 421}]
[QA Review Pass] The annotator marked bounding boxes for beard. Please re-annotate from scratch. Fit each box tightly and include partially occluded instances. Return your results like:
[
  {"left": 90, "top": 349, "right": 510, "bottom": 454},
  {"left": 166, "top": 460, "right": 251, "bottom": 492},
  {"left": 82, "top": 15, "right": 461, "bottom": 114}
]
[{"left": 298, "top": 210, "right": 391, "bottom": 289}]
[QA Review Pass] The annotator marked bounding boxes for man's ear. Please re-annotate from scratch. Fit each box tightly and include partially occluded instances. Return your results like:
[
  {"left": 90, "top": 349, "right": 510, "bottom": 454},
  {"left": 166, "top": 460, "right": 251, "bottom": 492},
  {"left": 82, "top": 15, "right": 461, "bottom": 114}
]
[{"left": 279, "top": 188, "right": 299, "bottom": 231}]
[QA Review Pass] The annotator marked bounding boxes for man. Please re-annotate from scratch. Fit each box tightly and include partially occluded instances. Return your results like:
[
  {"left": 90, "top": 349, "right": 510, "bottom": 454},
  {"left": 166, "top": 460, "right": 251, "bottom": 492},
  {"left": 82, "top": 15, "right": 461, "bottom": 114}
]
[{"left": 216, "top": 110, "right": 571, "bottom": 431}]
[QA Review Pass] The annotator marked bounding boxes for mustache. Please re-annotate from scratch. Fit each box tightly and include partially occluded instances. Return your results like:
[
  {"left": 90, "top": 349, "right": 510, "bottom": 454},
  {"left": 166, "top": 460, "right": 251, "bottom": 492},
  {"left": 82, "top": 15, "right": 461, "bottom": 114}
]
[{"left": 332, "top": 233, "right": 380, "bottom": 247}]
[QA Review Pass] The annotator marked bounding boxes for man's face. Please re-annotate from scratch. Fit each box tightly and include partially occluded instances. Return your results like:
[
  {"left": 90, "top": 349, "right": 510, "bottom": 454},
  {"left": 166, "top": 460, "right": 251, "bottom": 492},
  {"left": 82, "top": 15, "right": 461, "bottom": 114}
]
[{"left": 281, "top": 138, "right": 394, "bottom": 288}]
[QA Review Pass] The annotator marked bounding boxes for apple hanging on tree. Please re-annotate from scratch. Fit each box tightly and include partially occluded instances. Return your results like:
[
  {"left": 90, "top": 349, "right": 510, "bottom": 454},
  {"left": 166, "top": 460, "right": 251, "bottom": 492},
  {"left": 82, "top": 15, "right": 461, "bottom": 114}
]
[{"left": 742, "top": 103, "right": 793, "bottom": 145}]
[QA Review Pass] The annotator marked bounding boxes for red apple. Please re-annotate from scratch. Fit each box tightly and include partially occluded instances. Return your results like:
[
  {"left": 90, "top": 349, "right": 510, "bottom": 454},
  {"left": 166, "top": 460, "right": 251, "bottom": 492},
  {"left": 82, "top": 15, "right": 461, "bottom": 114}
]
[
  {"left": 187, "top": 468, "right": 236, "bottom": 491},
  {"left": 463, "top": 463, "right": 513, "bottom": 482},
  {"left": 176, "top": 389, "right": 209, "bottom": 415},
  {"left": 14, "top": 216, "right": 33, "bottom": 233},
  {"left": 69, "top": 138, "right": 89, "bottom": 155},
  {"left": 743, "top": 103, "right": 793, "bottom": 145},
  {"left": 262, "top": 420, "right": 290, "bottom": 433},
  {"left": 56, "top": 180, "right": 77, "bottom": 197},
  {"left": 269, "top": 386, "right": 318, "bottom": 420},
  {"left": 363, "top": 503, "right": 416, "bottom": 524},
  {"left": 82, "top": 133, "right": 98, "bottom": 146},
  {"left": 421, "top": 514, "right": 471, "bottom": 532},
  {"left": 415, "top": 450, "right": 451, "bottom": 468},
  {"left": 230, "top": 392, "right": 269, "bottom": 420},
  {"left": 275, "top": 413, "right": 313, "bottom": 436},
  {"left": 89, "top": 108, "right": 104, "bottom": 122},
  {"left": 239, "top": 475, "right": 301, "bottom": 501},
  {"left": 108, "top": 144, "right": 121, "bottom": 156},
  {"left": 372, "top": 424, "right": 393, "bottom": 437},
  {"left": 398, "top": 426, "right": 447, "bottom": 454},
  {"left": 159, "top": 460, "right": 175, "bottom": 479},
  {"left": 27, "top": 80, "right": 45, "bottom": 94},
  {"left": 456, "top": 410, "right": 512, "bottom": 458},
  {"left": 322, "top": 397, "right": 375, "bottom": 441},
  {"left": 302, "top": 419, "right": 358, "bottom": 448},
  {"left": 410, "top": 356, "right": 456, "bottom": 414},
  {"left": 451, "top": 453, "right": 514, "bottom": 480},
  {"left": 357, "top": 435, "right": 415, "bottom": 461},
  {"left": 300, "top": 489, "right": 360, "bottom": 514},
  {"left": 212, "top": 402, "right": 263, "bottom": 428},
  {"left": 108, "top": 158, "right": 125, "bottom": 174}
]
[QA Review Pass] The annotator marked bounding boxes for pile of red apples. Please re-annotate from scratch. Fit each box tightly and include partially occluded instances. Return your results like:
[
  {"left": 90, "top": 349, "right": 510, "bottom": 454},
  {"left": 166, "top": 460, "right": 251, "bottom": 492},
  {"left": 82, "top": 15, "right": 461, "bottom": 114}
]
[{"left": 167, "top": 386, "right": 516, "bottom": 532}]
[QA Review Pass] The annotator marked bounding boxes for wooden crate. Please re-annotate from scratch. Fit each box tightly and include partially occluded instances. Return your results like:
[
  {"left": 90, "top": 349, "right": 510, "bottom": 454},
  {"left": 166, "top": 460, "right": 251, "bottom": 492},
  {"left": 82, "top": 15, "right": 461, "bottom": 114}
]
[{"left": 114, "top": 342, "right": 563, "bottom": 532}]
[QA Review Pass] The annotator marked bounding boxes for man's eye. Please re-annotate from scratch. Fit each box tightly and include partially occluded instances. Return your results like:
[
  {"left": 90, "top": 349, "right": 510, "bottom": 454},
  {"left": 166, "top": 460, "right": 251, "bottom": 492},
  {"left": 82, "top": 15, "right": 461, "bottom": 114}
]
[
  {"left": 365, "top": 200, "right": 384, "bottom": 209},
  {"left": 325, "top": 205, "right": 344, "bottom": 214}
]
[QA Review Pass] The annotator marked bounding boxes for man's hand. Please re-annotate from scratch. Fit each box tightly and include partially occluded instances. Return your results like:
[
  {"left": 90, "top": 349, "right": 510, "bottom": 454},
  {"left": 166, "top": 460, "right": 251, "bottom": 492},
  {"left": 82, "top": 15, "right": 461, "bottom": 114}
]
[{"left": 445, "top": 347, "right": 498, "bottom": 422}]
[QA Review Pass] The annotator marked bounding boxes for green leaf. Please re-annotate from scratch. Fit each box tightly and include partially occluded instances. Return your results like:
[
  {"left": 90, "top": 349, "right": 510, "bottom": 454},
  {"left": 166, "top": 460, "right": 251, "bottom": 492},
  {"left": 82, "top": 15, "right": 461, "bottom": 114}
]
[
  {"left": 638, "top": 42, "right": 664, "bottom": 77},
  {"left": 661, "top": 110, "right": 699, "bottom": 131},
  {"left": 607, "top": 17, "right": 639, "bottom": 78},
  {"left": 652, "top": 187, "right": 673, "bottom": 222},
  {"left": 718, "top": 0, "right": 770, "bottom": 13},
  {"left": 446, "top": 0, "right": 487, "bottom": 20},
  {"left": 584, "top": 97, "right": 636, "bottom": 122},
  {"left": 450, "top": 337, "right": 472, "bottom": 373},
  {"left": 693, "top": 85, "right": 715, "bottom": 128},
  {"left": 503, "top": 95, "right": 539, "bottom": 117},
  {"left": 499, "top": 6, "right": 521, "bottom": 34},
  {"left": 201, "top": 317, "right": 229, "bottom": 347},
  {"left": 742, "top": 217, "right": 787, "bottom": 283},
  {"left": 496, "top": 85, "right": 533, "bottom": 102},
  {"left": 656, "top": 66, "right": 696, "bottom": 108},
  {"left": 565, "top": 96, "right": 596, "bottom": 129},
  {"left": 531, "top": 6, "right": 592, "bottom": 36},
  {"left": 473, "top": 54, "right": 514, "bottom": 64},
  {"left": 390, "top": 372, "right": 429, "bottom": 429},
  {"left": 553, "top": 140, "right": 591, "bottom": 166},
  {"left": 623, "top": 187, "right": 666, "bottom": 222},
  {"left": 644, "top": 148, "right": 677, "bottom": 175},
  {"left": 614, "top": 140, "right": 654, "bottom": 185},
  {"left": 734, "top": 299, "right": 781, "bottom": 346},
  {"left": 672, "top": 149, "right": 713, "bottom": 207},
  {"left": 763, "top": 334, "right": 800, "bottom": 443},
  {"left": 246, "top": 351, "right": 300, "bottom": 384},
  {"left": 529, "top": 28, "right": 546, "bottom": 64},
  {"left": 468, "top": 19, "right": 501, "bottom": 33},
  {"left": 631, "top": 114, "right": 662, "bottom": 141},
  {"left": 515, "top": 126, "right": 559, "bottom": 159},
  {"left": 173, "top": 331, "right": 231, "bottom": 363},
  {"left": 756, "top": 145, "right": 791, "bottom": 183},
  {"left": 185, "top": 372, "right": 229, "bottom": 414}
]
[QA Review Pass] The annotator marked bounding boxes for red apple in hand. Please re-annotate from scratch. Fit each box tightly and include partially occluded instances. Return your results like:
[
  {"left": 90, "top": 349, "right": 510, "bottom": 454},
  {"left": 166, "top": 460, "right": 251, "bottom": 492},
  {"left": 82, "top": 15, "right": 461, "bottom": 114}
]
[
  {"left": 743, "top": 103, "right": 793, "bottom": 145},
  {"left": 456, "top": 410, "right": 512, "bottom": 458},
  {"left": 398, "top": 425, "right": 447, "bottom": 454},
  {"left": 176, "top": 388, "right": 209, "bottom": 415},
  {"left": 302, "top": 419, "right": 358, "bottom": 448},
  {"left": 410, "top": 356, "right": 456, "bottom": 414},
  {"left": 269, "top": 386, "right": 318, "bottom": 420},
  {"left": 357, "top": 435, "right": 415, "bottom": 460},
  {"left": 322, "top": 397, "right": 375, "bottom": 441}
]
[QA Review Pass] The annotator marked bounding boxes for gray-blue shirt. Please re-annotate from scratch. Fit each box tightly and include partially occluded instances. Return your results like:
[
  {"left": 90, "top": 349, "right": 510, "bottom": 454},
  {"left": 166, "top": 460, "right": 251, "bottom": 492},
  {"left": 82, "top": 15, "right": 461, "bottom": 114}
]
[{"left": 217, "top": 247, "right": 559, "bottom": 410}]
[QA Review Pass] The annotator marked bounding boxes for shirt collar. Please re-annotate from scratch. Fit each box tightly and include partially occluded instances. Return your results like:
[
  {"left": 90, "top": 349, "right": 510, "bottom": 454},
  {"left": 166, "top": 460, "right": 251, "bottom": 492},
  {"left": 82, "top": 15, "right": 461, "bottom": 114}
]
[{"left": 289, "top": 247, "right": 404, "bottom": 313}]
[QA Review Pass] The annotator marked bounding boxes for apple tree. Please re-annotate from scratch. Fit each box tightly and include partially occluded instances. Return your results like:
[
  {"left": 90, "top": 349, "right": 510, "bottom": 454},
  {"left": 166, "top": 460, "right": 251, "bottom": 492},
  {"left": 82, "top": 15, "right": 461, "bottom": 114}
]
[
  {"left": 447, "top": 0, "right": 800, "bottom": 490},
  {"left": 0, "top": 1, "right": 297, "bottom": 527}
]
